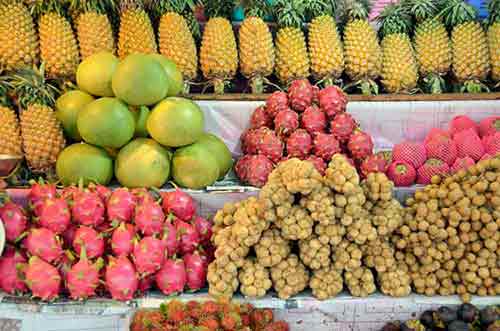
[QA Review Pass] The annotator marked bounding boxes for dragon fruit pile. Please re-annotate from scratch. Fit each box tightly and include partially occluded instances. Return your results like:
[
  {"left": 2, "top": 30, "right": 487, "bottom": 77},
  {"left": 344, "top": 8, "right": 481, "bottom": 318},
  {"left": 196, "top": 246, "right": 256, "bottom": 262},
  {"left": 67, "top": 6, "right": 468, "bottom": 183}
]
[
  {"left": 0, "top": 184, "right": 213, "bottom": 301},
  {"left": 385, "top": 115, "right": 500, "bottom": 186},
  {"left": 236, "top": 80, "right": 374, "bottom": 187}
]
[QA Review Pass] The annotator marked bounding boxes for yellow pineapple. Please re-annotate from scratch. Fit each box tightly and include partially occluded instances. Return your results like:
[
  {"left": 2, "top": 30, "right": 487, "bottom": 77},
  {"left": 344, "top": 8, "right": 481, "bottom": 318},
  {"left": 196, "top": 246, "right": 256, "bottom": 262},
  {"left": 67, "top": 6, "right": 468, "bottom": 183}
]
[
  {"left": 377, "top": 4, "right": 418, "bottom": 93},
  {"left": 0, "top": 1, "right": 39, "bottom": 70},
  {"left": 118, "top": 0, "right": 157, "bottom": 59},
  {"left": 0, "top": 82, "right": 22, "bottom": 156},
  {"left": 200, "top": 17, "right": 239, "bottom": 94},
  {"left": 342, "top": 0, "right": 382, "bottom": 95},
  {"left": 487, "top": 0, "right": 500, "bottom": 82}
]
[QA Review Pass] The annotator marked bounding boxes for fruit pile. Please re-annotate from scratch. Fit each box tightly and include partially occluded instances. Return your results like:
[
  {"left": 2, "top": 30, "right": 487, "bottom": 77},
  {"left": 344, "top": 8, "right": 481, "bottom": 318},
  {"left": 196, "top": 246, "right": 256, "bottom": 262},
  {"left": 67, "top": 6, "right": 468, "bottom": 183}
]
[
  {"left": 0, "top": 184, "right": 214, "bottom": 301},
  {"left": 131, "top": 300, "right": 290, "bottom": 331},
  {"left": 387, "top": 115, "right": 500, "bottom": 186},
  {"left": 236, "top": 80, "right": 374, "bottom": 187}
]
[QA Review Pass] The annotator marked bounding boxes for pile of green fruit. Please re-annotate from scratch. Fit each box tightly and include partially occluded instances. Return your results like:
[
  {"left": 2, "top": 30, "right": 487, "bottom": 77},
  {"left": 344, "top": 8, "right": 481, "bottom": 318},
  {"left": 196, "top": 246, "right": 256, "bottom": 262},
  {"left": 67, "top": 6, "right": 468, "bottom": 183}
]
[{"left": 55, "top": 52, "right": 231, "bottom": 189}]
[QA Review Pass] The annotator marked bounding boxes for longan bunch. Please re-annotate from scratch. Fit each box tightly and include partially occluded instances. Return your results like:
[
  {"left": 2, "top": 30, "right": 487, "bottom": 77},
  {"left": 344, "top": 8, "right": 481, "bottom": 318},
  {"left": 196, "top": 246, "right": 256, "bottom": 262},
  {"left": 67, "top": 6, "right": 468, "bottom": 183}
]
[
  {"left": 315, "top": 223, "right": 346, "bottom": 246},
  {"left": 213, "top": 201, "right": 241, "bottom": 234},
  {"left": 378, "top": 269, "right": 412, "bottom": 297},
  {"left": 276, "top": 206, "right": 314, "bottom": 240},
  {"left": 300, "top": 187, "right": 336, "bottom": 225},
  {"left": 232, "top": 197, "right": 269, "bottom": 247},
  {"left": 278, "top": 158, "right": 324, "bottom": 195},
  {"left": 332, "top": 240, "right": 363, "bottom": 271},
  {"left": 335, "top": 187, "right": 367, "bottom": 226},
  {"left": 345, "top": 212, "right": 378, "bottom": 244},
  {"left": 254, "top": 228, "right": 291, "bottom": 267},
  {"left": 299, "top": 235, "right": 331, "bottom": 270},
  {"left": 363, "top": 239, "right": 397, "bottom": 273},
  {"left": 362, "top": 172, "right": 394, "bottom": 202},
  {"left": 369, "top": 199, "right": 405, "bottom": 237},
  {"left": 270, "top": 254, "right": 310, "bottom": 299},
  {"left": 344, "top": 267, "right": 377, "bottom": 297},
  {"left": 309, "top": 267, "right": 343, "bottom": 300},
  {"left": 238, "top": 259, "right": 272, "bottom": 298},
  {"left": 214, "top": 239, "right": 250, "bottom": 269},
  {"left": 207, "top": 262, "right": 239, "bottom": 298},
  {"left": 324, "top": 154, "right": 360, "bottom": 195}
]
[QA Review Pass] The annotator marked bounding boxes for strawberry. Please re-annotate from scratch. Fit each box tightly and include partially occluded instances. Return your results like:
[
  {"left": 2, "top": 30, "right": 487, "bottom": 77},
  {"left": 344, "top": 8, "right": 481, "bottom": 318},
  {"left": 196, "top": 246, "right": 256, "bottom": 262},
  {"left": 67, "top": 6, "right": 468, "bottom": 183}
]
[
  {"left": 417, "top": 159, "right": 450, "bottom": 185},
  {"left": 449, "top": 115, "right": 478, "bottom": 137},
  {"left": 392, "top": 141, "right": 427, "bottom": 169},
  {"left": 453, "top": 128, "right": 485, "bottom": 161},
  {"left": 425, "top": 135, "right": 458, "bottom": 165},
  {"left": 387, "top": 161, "right": 416, "bottom": 187},
  {"left": 479, "top": 116, "right": 500, "bottom": 138},
  {"left": 451, "top": 157, "right": 475, "bottom": 173}
]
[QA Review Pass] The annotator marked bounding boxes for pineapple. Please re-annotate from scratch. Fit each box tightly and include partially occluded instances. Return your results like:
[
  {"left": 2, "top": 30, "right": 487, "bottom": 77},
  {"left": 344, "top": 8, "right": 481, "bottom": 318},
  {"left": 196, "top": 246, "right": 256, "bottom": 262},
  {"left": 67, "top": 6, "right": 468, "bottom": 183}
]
[
  {"left": 73, "top": 0, "right": 116, "bottom": 59},
  {"left": 0, "top": 1, "right": 39, "bottom": 70},
  {"left": 239, "top": 0, "right": 275, "bottom": 93},
  {"left": 442, "top": 0, "right": 490, "bottom": 92},
  {"left": 342, "top": 0, "right": 382, "bottom": 95},
  {"left": 274, "top": 0, "right": 310, "bottom": 85},
  {"left": 377, "top": 4, "right": 418, "bottom": 93},
  {"left": 0, "top": 82, "right": 22, "bottom": 156},
  {"left": 406, "top": 0, "right": 451, "bottom": 93},
  {"left": 118, "top": 0, "right": 157, "bottom": 59},
  {"left": 487, "top": 0, "right": 500, "bottom": 83}
]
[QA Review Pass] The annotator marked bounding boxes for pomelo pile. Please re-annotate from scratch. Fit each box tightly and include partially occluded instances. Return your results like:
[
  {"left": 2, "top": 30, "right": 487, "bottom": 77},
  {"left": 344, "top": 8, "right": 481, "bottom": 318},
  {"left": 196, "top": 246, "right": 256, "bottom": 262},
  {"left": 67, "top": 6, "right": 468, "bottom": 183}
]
[
  {"left": 384, "top": 115, "right": 500, "bottom": 186},
  {"left": 236, "top": 79, "right": 375, "bottom": 187},
  {"left": 0, "top": 183, "right": 214, "bottom": 301},
  {"left": 55, "top": 52, "right": 231, "bottom": 190}
]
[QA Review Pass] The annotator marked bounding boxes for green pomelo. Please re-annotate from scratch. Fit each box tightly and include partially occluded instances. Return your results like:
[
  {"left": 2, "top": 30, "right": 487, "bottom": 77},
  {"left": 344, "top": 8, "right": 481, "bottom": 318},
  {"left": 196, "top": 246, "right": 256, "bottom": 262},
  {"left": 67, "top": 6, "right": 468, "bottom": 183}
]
[
  {"left": 115, "top": 138, "right": 171, "bottom": 188},
  {"left": 172, "top": 142, "right": 219, "bottom": 189},
  {"left": 56, "top": 143, "right": 113, "bottom": 186},
  {"left": 147, "top": 97, "right": 204, "bottom": 147},
  {"left": 130, "top": 106, "right": 150, "bottom": 138},
  {"left": 55, "top": 90, "right": 94, "bottom": 141},
  {"left": 76, "top": 52, "right": 119, "bottom": 97},
  {"left": 112, "top": 53, "right": 169, "bottom": 106},
  {"left": 147, "top": 54, "right": 183, "bottom": 96},
  {"left": 197, "top": 133, "right": 233, "bottom": 180},
  {"left": 77, "top": 97, "right": 135, "bottom": 148}
]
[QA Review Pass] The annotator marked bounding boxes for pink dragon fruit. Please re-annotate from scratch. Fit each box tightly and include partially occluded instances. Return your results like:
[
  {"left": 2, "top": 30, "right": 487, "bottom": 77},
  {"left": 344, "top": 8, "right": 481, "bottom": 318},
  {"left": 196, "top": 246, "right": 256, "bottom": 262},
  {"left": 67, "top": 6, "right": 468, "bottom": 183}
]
[
  {"left": 479, "top": 116, "right": 500, "bottom": 138},
  {"left": 193, "top": 216, "right": 213, "bottom": 245},
  {"left": 73, "top": 226, "right": 105, "bottom": 259},
  {"left": 318, "top": 85, "right": 347, "bottom": 118},
  {"left": 105, "top": 255, "right": 139, "bottom": 301},
  {"left": 265, "top": 91, "right": 289, "bottom": 118},
  {"left": 72, "top": 190, "right": 105, "bottom": 227},
  {"left": 61, "top": 224, "right": 77, "bottom": 248},
  {"left": 0, "top": 201, "right": 28, "bottom": 242},
  {"left": 274, "top": 109, "right": 299, "bottom": 137},
  {"left": 183, "top": 251, "right": 207, "bottom": 291},
  {"left": 38, "top": 197, "right": 71, "bottom": 234},
  {"left": 155, "top": 258, "right": 187, "bottom": 295},
  {"left": 241, "top": 129, "right": 261, "bottom": 154},
  {"left": 286, "top": 129, "right": 312, "bottom": 158},
  {"left": 28, "top": 180, "right": 57, "bottom": 216},
  {"left": 301, "top": 106, "right": 326, "bottom": 134},
  {"left": 449, "top": 115, "right": 478, "bottom": 137},
  {"left": 55, "top": 251, "right": 74, "bottom": 294},
  {"left": 249, "top": 105, "right": 272, "bottom": 129},
  {"left": 237, "top": 155, "right": 274, "bottom": 187},
  {"left": 66, "top": 249, "right": 102, "bottom": 300},
  {"left": 135, "top": 199, "right": 165, "bottom": 236},
  {"left": 425, "top": 134, "right": 458, "bottom": 165},
  {"left": 451, "top": 157, "right": 475, "bottom": 173},
  {"left": 175, "top": 219, "right": 201, "bottom": 255},
  {"left": 347, "top": 130, "right": 374, "bottom": 160},
  {"left": 138, "top": 274, "right": 155, "bottom": 293},
  {"left": 131, "top": 188, "right": 154, "bottom": 204},
  {"left": 360, "top": 154, "right": 388, "bottom": 177},
  {"left": 305, "top": 155, "right": 327, "bottom": 175},
  {"left": 111, "top": 223, "right": 136, "bottom": 256},
  {"left": 313, "top": 133, "right": 341, "bottom": 161},
  {"left": 256, "top": 127, "right": 283, "bottom": 162},
  {"left": 161, "top": 221, "right": 179, "bottom": 257},
  {"left": 201, "top": 244, "right": 215, "bottom": 265},
  {"left": 453, "top": 128, "right": 485, "bottom": 161},
  {"left": 24, "top": 256, "right": 61, "bottom": 301},
  {"left": 60, "top": 185, "right": 78, "bottom": 201},
  {"left": 312, "top": 85, "right": 320, "bottom": 104},
  {"left": 24, "top": 228, "right": 63, "bottom": 263},
  {"left": 0, "top": 246, "right": 27, "bottom": 294},
  {"left": 89, "top": 184, "right": 112, "bottom": 202},
  {"left": 482, "top": 132, "right": 500, "bottom": 155},
  {"left": 235, "top": 155, "right": 252, "bottom": 184},
  {"left": 288, "top": 79, "right": 314, "bottom": 112},
  {"left": 330, "top": 113, "right": 357, "bottom": 142},
  {"left": 107, "top": 188, "right": 136, "bottom": 223},
  {"left": 162, "top": 189, "right": 196, "bottom": 221},
  {"left": 132, "top": 236, "right": 165, "bottom": 276}
]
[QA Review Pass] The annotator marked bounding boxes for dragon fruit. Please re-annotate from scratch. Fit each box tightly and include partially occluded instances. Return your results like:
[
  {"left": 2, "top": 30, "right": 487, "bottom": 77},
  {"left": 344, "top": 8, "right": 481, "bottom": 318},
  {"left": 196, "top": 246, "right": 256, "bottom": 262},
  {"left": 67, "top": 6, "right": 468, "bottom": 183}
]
[
  {"left": 313, "top": 133, "right": 341, "bottom": 161},
  {"left": 105, "top": 255, "right": 139, "bottom": 301},
  {"left": 425, "top": 134, "right": 458, "bottom": 165},
  {"left": 482, "top": 132, "right": 500, "bottom": 155},
  {"left": 138, "top": 274, "right": 155, "bottom": 293},
  {"left": 453, "top": 128, "right": 485, "bottom": 161},
  {"left": 28, "top": 180, "right": 57, "bottom": 216},
  {"left": 451, "top": 157, "right": 475, "bottom": 173},
  {"left": 0, "top": 201, "right": 28, "bottom": 242},
  {"left": 305, "top": 155, "right": 327, "bottom": 175},
  {"left": 135, "top": 199, "right": 165, "bottom": 236},
  {"left": 72, "top": 190, "right": 105, "bottom": 227},
  {"left": 360, "top": 154, "right": 388, "bottom": 177},
  {"left": 24, "top": 228, "right": 63, "bottom": 263},
  {"left": 55, "top": 252, "right": 74, "bottom": 293},
  {"left": 392, "top": 142, "right": 427, "bottom": 169},
  {"left": 265, "top": 91, "right": 289, "bottom": 118},
  {"left": 61, "top": 224, "right": 77, "bottom": 248},
  {"left": 301, "top": 106, "right": 326, "bottom": 134},
  {"left": 38, "top": 198, "right": 71, "bottom": 234},
  {"left": 131, "top": 188, "right": 154, "bottom": 204},
  {"left": 162, "top": 189, "right": 196, "bottom": 221},
  {"left": 286, "top": 129, "right": 312, "bottom": 158},
  {"left": 237, "top": 154, "right": 274, "bottom": 187},
  {"left": 111, "top": 223, "right": 136, "bottom": 256},
  {"left": 449, "top": 115, "right": 478, "bottom": 137},
  {"left": 193, "top": 216, "right": 213, "bottom": 245},
  {"left": 0, "top": 246, "right": 27, "bottom": 294},
  {"left": 73, "top": 226, "right": 105, "bottom": 259},
  {"left": 479, "top": 116, "right": 500, "bottom": 138},
  {"left": 161, "top": 221, "right": 179, "bottom": 257},
  {"left": 249, "top": 106, "right": 272, "bottom": 129},
  {"left": 235, "top": 155, "right": 252, "bottom": 183},
  {"left": 387, "top": 161, "right": 416, "bottom": 187},
  {"left": 60, "top": 185, "right": 78, "bottom": 201},
  {"left": 256, "top": 128, "right": 284, "bottom": 162},
  {"left": 155, "top": 258, "right": 187, "bottom": 295},
  {"left": 132, "top": 236, "right": 165, "bottom": 276},
  {"left": 347, "top": 130, "right": 373, "bottom": 160},
  {"left": 417, "top": 159, "right": 450, "bottom": 184},
  {"left": 183, "top": 251, "right": 207, "bottom": 291},
  {"left": 201, "top": 244, "right": 216, "bottom": 265},
  {"left": 288, "top": 79, "right": 314, "bottom": 111},
  {"left": 24, "top": 256, "right": 61, "bottom": 301},
  {"left": 330, "top": 113, "right": 357, "bottom": 142},
  {"left": 241, "top": 129, "right": 261, "bottom": 154},
  {"left": 318, "top": 85, "right": 347, "bottom": 118},
  {"left": 274, "top": 109, "right": 299, "bottom": 137},
  {"left": 175, "top": 219, "right": 201, "bottom": 255},
  {"left": 107, "top": 188, "right": 136, "bottom": 223},
  {"left": 89, "top": 183, "right": 112, "bottom": 202},
  {"left": 66, "top": 249, "right": 102, "bottom": 300}
]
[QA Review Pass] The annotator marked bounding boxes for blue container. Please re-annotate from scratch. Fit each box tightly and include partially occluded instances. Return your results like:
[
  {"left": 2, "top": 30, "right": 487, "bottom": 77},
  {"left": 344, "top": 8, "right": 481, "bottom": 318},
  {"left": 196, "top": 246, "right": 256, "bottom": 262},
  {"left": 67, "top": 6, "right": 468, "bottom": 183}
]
[
  {"left": 232, "top": 5, "right": 245, "bottom": 22},
  {"left": 467, "top": 0, "right": 488, "bottom": 20}
]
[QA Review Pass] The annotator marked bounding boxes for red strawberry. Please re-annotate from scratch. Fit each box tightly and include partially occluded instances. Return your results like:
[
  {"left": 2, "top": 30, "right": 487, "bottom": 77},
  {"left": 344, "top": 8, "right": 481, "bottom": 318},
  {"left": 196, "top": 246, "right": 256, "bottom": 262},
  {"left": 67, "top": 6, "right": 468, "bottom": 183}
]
[
  {"left": 318, "top": 85, "right": 347, "bottom": 118},
  {"left": 360, "top": 154, "right": 388, "bottom": 177},
  {"left": 313, "top": 132, "right": 341, "bottom": 161},
  {"left": 301, "top": 106, "right": 326, "bottom": 134},
  {"left": 256, "top": 128, "right": 284, "bottom": 162},
  {"left": 479, "top": 116, "right": 500, "bottom": 138},
  {"left": 417, "top": 159, "right": 450, "bottom": 184},
  {"left": 392, "top": 141, "right": 427, "bottom": 169},
  {"left": 286, "top": 129, "right": 312, "bottom": 158},
  {"left": 482, "top": 132, "right": 500, "bottom": 156},
  {"left": 305, "top": 155, "right": 327, "bottom": 175},
  {"left": 265, "top": 91, "right": 289, "bottom": 118},
  {"left": 249, "top": 106, "right": 272, "bottom": 129},
  {"left": 387, "top": 161, "right": 416, "bottom": 186},
  {"left": 449, "top": 115, "right": 478, "bottom": 137},
  {"left": 425, "top": 135, "right": 458, "bottom": 165},
  {"left": 453, "top": 128, "right": 485, "bottom": 161},
  {"left": 347, "top": 130, "right": 373, "bottom": 160},
  {"left": 274, "top": 109, "right": 299, "bottom": 137},
  {"left": 451, "top": 157, "right": 475, "bottom": 173},
  {"left": 288, "top": 79, "right": 314, "bottom": 111},
  {"left": 330, "top": 113, "right": 357, "bottom": 142}
]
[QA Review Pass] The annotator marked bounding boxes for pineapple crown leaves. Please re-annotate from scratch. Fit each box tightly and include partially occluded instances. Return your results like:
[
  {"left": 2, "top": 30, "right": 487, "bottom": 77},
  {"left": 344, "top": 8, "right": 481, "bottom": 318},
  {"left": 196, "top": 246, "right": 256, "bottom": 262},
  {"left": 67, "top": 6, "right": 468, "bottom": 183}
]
[
  {"left": 244, "top": 0, "right": 272, "bottom": 19},
  {"left": 147, "top": 0, "right": 195, "bottom": 17},
  {"left": 30, "top": 0, "right": 69, "bottom": 19},
  {"left": 202, "top": 0, "right": 235, "bottom": 19},
  {"left": 273, "top": 0, "right": 307, "bottom": 28},
  {"left": 440, "top": 0, "right": 478, "bottom": 28},
  {"left": 377, "top": 3, "right": 413, "bottom": 37},
  {"left": 69, "top": 0, "right": 116, "bottom": 15},
  {"left": 487, "top": 0, "right": 500, "bottom": 25},
  {"left": 401, "top": 0, "right": 441, "bottom": 22},
  {"left": 339, "top": 0, "right": 371, "bottom": 23},
  {"left": 305, "top": 0, "right": 336, "bottom": 21}
]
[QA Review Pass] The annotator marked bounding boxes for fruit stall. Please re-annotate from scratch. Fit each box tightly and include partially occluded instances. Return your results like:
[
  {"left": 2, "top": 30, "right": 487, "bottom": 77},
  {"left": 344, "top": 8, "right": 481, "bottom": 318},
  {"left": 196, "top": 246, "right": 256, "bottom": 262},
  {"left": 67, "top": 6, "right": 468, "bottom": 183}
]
[{"left": 0, "top": 0, "right": 499, "bottom": 331}]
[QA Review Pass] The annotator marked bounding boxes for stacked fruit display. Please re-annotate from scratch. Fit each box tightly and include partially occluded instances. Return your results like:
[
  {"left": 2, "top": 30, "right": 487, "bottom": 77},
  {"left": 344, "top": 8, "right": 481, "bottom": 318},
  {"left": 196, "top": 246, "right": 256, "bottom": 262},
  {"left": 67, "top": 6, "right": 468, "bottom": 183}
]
[
  {"left": 236, "top": 79, "right": 374, "bottom": 187},
  {"left": 131, "top": 300, "right": 290, "bottom": 331},
  {"left": 0, "top": 184, "right": 214, "bottom": 301},
  {"left": 387, "top": 115, "right": 500, "bottom": 186}
]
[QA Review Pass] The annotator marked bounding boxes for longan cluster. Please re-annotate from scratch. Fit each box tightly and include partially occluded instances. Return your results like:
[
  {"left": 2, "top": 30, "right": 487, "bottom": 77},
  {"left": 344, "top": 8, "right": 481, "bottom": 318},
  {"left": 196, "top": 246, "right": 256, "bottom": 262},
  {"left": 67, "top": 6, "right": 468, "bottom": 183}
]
[
  {"left": 207, "top": 262, "right": 239, "bottom": 298},
  {"left": 299, "top": 235, "right": 331, "bottom": 270},
  {"left": 309, "top": 267, "right": 343, "bottom": 300},
  {"left": 232, "top": 197, "right": 269, "bottom": 247},
  {"left": 300, "top": 187, "right": 336, "bottom": 225},
  {"left": 324, "top": 154, "right": 360, "bottom": 195},
  {"left": 363, "top": 239, "right": 397, "bottom": 273},
  {"left": 345, "top": 212, "right": 378, "bottom": 244},
  {"left": 368, "top": 198, "right": 404, "bottom": 237},
  {"left": 315, "top": 223, "right": 346, "bottom": 246},
  {"left": 362, "top": 172, "right": 394, "bottom": 202},
  {"left": 213, "top": 200, "right": 241, "bottom": 233},
  {"left": 344, "top": 267, "right": 377, "bottom": 297},
  {"left": 276, "top": 206, "right": 314, "bottom": 240},
  {"left": 254, "top": 228, "right": 291, "bottom": 267},
  {"left": 270, "top": 254, "right": 310, "bottom": 300},
  {"left": 238, "top": 259, "right": 272, "bottom": 298},
  {"left": 332, "top": 240, "right": 363, "bottom": 271},
  {"left": 378, "top": 269, "right": 412, "bottom": 297}
]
